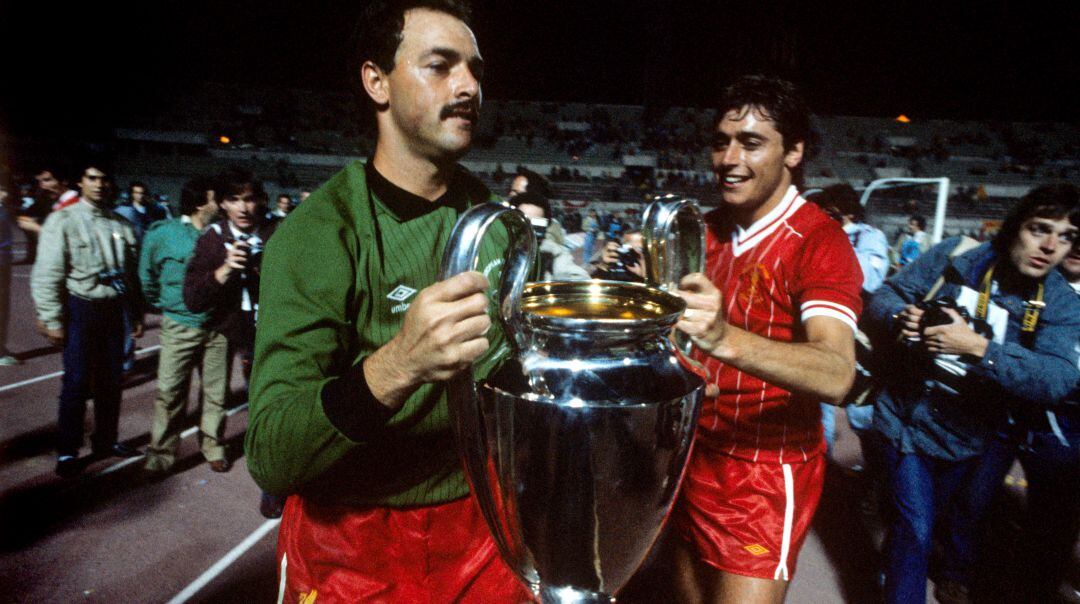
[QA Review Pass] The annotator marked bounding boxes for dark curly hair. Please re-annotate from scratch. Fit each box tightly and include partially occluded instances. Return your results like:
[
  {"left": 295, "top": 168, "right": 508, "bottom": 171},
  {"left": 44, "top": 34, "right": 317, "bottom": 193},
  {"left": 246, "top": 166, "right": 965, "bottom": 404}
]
[
  {"left": 715, "top": 75, "right": 812, "bottom": 185},
  {"left": 179, "top": 176, "right": 216, "bottom": 216},
  {"left": 509, "top": 191, "right": 550, "bottom": 218},
  {"left": 355, "top": 0, "right": 472, "bottom": 74},
  {"left": 993, "top": 183, "right": 1080, "bottom": 255},
  {"left": 215, "top": 166, "right": 266, "bottom": 203}
]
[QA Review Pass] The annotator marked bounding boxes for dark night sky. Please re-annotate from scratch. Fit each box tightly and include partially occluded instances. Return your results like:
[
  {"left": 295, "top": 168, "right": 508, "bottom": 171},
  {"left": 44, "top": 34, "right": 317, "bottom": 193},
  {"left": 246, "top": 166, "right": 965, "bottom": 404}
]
[{"left": 1, "top": 1, "right": 1078, "bottom": 138}]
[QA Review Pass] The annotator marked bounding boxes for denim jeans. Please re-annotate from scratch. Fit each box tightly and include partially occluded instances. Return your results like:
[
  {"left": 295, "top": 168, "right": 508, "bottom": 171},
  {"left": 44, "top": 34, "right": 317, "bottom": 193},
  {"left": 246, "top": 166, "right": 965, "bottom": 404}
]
[
  {"left": 57, "top": 296, "right": 126, "bottom": 456},
  {"left": 121, "top": 308, "right": 136, "bottom": 373},
  {"left": 881, "top": 442, "right": 978, "bottom": 604},
  {"left": 847, "top": 404, "right": 874, "bottom": 433},
  {"left": 939, "top": 423, "right": 1080, "bottom": 598}
]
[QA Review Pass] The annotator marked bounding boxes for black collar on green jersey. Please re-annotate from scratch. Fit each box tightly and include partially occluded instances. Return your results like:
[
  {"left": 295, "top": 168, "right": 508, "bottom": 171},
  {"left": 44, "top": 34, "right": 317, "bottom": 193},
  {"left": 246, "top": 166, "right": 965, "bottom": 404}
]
[{"left": 365, "top": 161, "right": 469, "bottom": 222}]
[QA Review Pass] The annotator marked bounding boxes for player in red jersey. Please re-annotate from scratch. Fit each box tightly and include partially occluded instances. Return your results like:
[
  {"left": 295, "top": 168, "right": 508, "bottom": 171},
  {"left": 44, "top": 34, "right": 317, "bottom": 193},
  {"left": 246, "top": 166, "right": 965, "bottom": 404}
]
[{"left": 670, "top": 75, "right": 863, "bottom": 604}]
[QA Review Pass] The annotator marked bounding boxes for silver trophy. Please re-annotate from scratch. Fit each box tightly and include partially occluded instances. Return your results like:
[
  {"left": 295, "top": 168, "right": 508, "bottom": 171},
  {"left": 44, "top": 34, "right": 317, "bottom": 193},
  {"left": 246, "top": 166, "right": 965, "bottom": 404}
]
[{"left": 439, "top": 197, "right": 706, "bottom": 603}]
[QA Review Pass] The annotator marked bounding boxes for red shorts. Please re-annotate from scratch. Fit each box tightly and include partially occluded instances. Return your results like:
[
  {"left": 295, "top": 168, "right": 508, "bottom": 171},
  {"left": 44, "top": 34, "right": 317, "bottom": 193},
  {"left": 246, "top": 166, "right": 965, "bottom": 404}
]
[
  {"left": 276, "top": 494, "right": 534, "bottom": 603},
  {"left": 673, "top": 447, "right": 825, "bottom": 581}
]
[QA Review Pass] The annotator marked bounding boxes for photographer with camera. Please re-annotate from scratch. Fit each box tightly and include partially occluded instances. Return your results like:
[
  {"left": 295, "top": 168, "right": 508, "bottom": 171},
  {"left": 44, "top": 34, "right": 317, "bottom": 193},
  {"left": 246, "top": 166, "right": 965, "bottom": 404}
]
[
  {"left": 183, "top": 168, "right": 276, "bottom": 382},
  {"left": 589, "top": 228, "right": 646, "bottom": 283},
  {"left": 30, "top": 159, "right": 144, "bottom": 477},
  {"left": 933, "top": 205, "right": 1080, "bottom": 604},
  {"left": 184, "top": 168, "right": 279, "bottom": 515},
  {"left": 509, "top": 192, "right": 588, "bottom": 281},
  {"left": 866, "top": 184, "right": 1080, "bottom": 604}
]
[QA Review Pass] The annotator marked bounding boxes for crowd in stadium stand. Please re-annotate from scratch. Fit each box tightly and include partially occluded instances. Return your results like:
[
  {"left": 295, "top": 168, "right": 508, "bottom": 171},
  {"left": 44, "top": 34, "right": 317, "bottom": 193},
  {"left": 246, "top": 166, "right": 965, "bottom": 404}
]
[{"left": 3, "top": 82, "right": 1080, "bottom": 602}]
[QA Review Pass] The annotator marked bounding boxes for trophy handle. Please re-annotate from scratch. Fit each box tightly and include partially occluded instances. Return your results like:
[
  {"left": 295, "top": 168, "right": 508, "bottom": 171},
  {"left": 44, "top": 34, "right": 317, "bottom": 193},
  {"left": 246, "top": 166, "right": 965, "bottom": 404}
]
[
  {"left": 437, "top": 203, "right": 538, "bottom": 589},
  {"left": 438, "top": 202, "right": 537, "bottom": 350},
  {"left": 642, "top": 195, "right": 706, "bottom": 357},
  {"left": 641, "top": 195, "right": 706, "bottom": 292}
]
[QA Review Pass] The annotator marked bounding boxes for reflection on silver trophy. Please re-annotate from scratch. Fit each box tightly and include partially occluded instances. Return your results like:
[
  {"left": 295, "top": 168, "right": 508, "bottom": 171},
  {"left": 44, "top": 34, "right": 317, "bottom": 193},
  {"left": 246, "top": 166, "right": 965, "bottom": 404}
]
[{"left": 439, "top": 196, "right": 707, "bottom": 603}]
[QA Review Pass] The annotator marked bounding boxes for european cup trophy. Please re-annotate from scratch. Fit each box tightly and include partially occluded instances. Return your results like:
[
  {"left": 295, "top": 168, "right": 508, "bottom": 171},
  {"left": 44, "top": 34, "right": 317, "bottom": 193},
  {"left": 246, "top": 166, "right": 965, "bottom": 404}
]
[{"left": 439, "top": 196, "right": 706, "bottom": 603}]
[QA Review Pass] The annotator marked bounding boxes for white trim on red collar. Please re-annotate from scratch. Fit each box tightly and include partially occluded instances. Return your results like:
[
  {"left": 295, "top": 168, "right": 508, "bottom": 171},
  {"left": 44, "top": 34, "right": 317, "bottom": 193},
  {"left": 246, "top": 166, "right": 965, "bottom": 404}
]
[{"left": 730, "top": 186, "right": 804, "bottom": 257}]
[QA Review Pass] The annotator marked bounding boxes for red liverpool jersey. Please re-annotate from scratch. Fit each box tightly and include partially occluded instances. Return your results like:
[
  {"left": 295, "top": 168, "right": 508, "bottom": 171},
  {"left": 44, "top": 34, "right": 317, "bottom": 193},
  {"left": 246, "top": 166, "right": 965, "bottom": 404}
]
[{"left": 693, "top": 186, "right": 863, "bottom": 464}]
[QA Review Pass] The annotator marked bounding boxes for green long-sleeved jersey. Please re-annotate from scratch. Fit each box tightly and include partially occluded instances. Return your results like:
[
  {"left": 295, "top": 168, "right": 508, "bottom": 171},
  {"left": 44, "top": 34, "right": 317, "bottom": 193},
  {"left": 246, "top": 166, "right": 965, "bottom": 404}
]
[
  {"left": 246, "top": 161, "right": 510, "bottom": 507},
  {"left": 138, "top": 217, "right": 208, "bottom": 328}
]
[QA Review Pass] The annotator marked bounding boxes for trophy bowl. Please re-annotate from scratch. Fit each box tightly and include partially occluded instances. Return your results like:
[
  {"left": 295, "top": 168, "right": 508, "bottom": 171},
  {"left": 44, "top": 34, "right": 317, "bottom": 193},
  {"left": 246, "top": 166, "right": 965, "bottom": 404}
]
[{"left": 441, "top": 202, "right": 705, "bottom": 603}]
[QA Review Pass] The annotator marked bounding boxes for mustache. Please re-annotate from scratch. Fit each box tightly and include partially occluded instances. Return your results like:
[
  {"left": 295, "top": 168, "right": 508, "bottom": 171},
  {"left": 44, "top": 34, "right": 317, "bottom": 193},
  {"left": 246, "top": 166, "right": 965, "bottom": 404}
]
[{"left": 440, "top": 101, "right": 478, "bottom": 120}]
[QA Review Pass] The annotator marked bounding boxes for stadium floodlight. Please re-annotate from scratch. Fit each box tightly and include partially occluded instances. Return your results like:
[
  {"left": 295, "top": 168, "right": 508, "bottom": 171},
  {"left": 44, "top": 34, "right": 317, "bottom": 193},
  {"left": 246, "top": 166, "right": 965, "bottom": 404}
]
[{"left": 859, "top": 177, "right": 951, "bottom": 244}]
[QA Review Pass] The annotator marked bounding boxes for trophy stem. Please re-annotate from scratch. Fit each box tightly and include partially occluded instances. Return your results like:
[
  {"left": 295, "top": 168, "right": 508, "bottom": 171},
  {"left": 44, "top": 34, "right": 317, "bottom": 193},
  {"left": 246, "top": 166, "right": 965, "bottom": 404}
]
[{"left": 538, "top": 584, "right": 614, "bottom": 604}]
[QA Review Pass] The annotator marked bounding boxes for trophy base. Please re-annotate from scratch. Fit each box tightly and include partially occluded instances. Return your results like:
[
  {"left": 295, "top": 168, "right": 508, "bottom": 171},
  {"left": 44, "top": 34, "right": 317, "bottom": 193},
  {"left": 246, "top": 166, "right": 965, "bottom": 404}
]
[{"left": 537, "top": 584, "right": 613, "bottom": 604}]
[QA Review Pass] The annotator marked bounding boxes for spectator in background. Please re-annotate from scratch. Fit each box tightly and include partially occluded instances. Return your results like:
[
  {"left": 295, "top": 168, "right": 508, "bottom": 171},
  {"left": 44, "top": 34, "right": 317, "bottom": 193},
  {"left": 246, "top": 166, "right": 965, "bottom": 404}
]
[
  {"left": 115, "top": 181, "right": 170, "bottom": 373},
  {"left": 30, "top": 158, "right": 143, "bottom": 478},
  {"left": 0, "top": 166, "right": 18, "bottom": 366},
  {"left": 509, "top": 167, "right": 567, "bottom": 247},
  {"left": 509, "top": 166, "right": 552, "bottom": 199},
  {"left": 39, "top": 166, "right": 79, "bottom": 212},
  {"left": 183, "top": 167, "right": 276, "bottom": 386},
  {"left": 810, "top": 183, "right": 890, "bottom": 454},
  {"left": 606, "top": 214, "right": 623, "bottom": 242},
  {"left": 267, "top": 193, "right": 293, "bottom": 223},
  {"left": 935, "top": 186, "right": 1080, "bottom": 604},
  {"left": 866, "top": 184, "right": 1080, "bottom": 604},
  {"left": 183, "top": 167, "right": 279, "bottom": 514},
  {"left": 15, "top": 166, "right": 75, "bottom": 264},
  {"left": 589, "top": 228, "right": 645, "bottom": 283},
  {"left": 115, "top": 181, "right": 171, "bottom": 243},
  {"left": 894, "top": 214, "right": 930, "bottom": 269},
  {"left": 814, "top": 184, "right": 890, "bottom": 294},
  {"left": 509, "top": 192, "right": 588, "bottom": 281},
  {"left": 1064, "top": 238, "right": 1080, "bottom": 294},
  {"left": 582, "top": 208, "right": 600, "bottom": 261},
  {"left": 140, "top": 178, "right": 231, "bottom": 475}
]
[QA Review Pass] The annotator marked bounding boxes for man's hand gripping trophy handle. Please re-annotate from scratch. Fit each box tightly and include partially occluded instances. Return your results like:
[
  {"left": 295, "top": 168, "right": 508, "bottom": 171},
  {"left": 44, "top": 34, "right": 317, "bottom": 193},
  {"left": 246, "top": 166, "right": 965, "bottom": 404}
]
[
  {"left": 674, "top": 273, "right": 724, "bottom": 398},
  {"left": 365, "top": 272, "right": 492, "bottom": 411}
]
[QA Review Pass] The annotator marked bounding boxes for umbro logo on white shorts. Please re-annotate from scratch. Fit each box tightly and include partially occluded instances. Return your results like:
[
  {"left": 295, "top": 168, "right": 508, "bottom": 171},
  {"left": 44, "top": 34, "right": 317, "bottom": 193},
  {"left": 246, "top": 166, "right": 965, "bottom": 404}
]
[{"left": 387, "top": 285, "right": 417, "bottom": 302}]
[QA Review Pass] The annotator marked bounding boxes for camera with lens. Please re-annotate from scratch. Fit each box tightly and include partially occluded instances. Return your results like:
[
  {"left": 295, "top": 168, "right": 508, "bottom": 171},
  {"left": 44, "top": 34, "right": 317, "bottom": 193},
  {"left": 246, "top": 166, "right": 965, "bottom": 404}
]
[
  {"left": 231, "top": 235, "right": 264, "bottom": 278},
  {"left": 916, "top": 297, "right": 994, "bottom": 340},
  {"left": 98, "top": 269, "right": 128, "bottom": 295},
  {"left": 600, "top": 244, "right": 644, "bottom": 282},
  {"left": 528, "top": 216, "right": 549, "bottom": 244},
  {"left": 616, "top": 244, "right": 640, "bottom": 269}
]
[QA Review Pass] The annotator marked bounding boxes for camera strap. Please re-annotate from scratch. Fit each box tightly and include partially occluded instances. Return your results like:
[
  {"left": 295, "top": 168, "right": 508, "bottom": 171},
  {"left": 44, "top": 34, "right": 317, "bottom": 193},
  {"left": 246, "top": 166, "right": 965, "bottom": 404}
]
[{"left": 977, "top": 262, "right": 1043, "bottom": 335}]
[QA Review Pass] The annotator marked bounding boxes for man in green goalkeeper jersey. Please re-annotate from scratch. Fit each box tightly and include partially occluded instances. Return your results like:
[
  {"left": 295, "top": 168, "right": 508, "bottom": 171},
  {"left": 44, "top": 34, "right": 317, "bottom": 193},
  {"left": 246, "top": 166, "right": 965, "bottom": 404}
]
[{"left": 245, "top": 1, "right": 531, "bottom": 601}]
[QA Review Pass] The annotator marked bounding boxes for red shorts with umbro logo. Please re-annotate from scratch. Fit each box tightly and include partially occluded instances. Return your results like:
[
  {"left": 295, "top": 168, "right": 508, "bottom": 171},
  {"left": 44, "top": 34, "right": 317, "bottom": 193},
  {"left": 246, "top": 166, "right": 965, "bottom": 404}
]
[
  {"left": 276, "top": 494, "right": 534, "bottom": 603},
  {"left": 673, "top": 445, "right": 826, "bottom": 581}
]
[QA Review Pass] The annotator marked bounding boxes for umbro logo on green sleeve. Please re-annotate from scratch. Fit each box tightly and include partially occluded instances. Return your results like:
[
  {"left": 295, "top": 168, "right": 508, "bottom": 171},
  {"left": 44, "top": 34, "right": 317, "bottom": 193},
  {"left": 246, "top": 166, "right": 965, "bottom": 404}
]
[{"left": 387, "top": 285, "right": 418, "bottom": 302}]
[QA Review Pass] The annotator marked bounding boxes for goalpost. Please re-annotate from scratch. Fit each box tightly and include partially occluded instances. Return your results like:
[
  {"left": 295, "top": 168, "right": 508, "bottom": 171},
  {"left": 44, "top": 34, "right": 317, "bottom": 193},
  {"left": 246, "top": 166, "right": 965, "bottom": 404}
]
[{"left": 858, "top": 177, "right": 951, "bottom": 245}]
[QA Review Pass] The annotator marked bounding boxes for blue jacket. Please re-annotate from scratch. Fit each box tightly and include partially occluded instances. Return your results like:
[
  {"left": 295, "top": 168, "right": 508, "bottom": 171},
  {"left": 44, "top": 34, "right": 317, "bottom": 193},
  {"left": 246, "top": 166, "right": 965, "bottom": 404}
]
[
  {"left": 1040, "top": 281, "right": 1080, "bottom": 440},
  {"left": 869, "top": 237, "right": 1080, "bottom": 461}
]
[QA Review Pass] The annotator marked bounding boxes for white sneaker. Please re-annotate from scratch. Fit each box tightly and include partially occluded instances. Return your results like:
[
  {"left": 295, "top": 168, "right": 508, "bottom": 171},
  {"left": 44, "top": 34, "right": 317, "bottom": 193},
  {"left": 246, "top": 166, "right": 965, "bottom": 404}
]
[{"left": 0, "top": 355, "right": 20, "bottom": 366}]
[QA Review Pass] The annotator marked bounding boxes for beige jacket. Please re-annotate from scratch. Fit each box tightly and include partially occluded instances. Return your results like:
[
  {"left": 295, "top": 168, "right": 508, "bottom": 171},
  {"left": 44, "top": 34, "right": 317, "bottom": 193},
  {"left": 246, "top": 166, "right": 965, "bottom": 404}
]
[{"left": 31, "top": 200, "right": 139, "bottom": 330}]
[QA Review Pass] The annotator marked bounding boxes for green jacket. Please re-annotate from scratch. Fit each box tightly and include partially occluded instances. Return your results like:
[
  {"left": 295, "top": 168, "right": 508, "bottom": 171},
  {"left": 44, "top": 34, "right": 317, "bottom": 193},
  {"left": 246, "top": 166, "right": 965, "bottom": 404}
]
[
  {"left": 246, "top": 161, "right": 510, "bottom": 507},
  {"left": 138, "top": 217, "right": 208, "bottom": 328}
]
